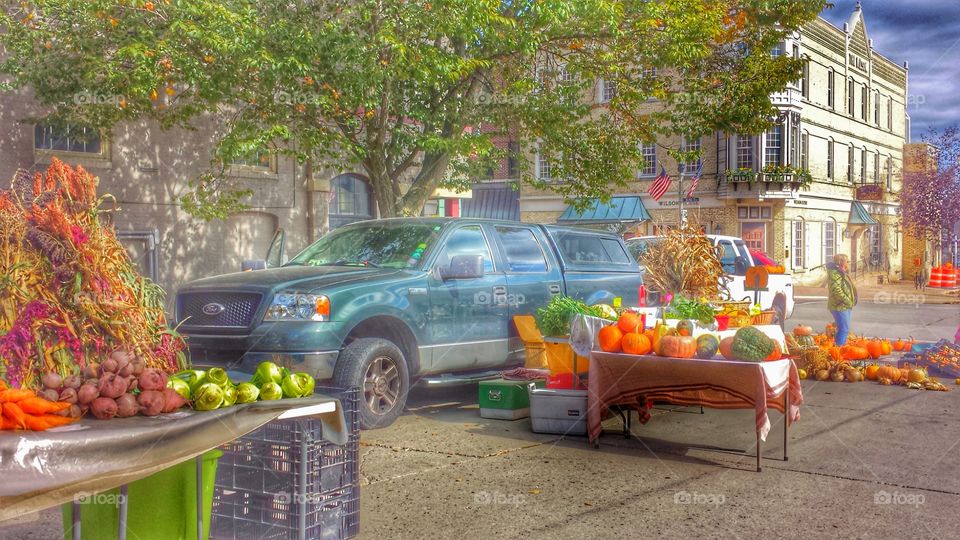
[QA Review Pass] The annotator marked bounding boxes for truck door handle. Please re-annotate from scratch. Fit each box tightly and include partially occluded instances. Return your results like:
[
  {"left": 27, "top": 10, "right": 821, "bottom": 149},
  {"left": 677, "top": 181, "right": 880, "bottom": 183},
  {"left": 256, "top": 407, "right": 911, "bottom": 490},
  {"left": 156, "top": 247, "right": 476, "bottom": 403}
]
[{"left": 548, "top": 284, "right": 562, "bottom": 295}]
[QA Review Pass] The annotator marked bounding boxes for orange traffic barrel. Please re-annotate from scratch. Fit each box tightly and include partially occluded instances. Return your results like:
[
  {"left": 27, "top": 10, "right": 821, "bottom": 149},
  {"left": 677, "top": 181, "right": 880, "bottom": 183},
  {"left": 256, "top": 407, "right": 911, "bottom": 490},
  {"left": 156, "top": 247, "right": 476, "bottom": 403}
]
[
  {"left": 944, "top": 267, "right": 958, "bottom": 289},
  {"left": 928, "top": 266, "right": 944, "bottom": 288}
]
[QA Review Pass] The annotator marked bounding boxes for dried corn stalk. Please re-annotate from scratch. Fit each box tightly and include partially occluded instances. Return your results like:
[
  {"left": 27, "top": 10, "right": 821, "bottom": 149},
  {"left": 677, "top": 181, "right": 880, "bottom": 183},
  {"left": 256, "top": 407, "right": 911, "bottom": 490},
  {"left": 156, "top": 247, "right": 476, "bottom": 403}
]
[{"left": 639, "top": 221, "right": 729, "bottom": 300}]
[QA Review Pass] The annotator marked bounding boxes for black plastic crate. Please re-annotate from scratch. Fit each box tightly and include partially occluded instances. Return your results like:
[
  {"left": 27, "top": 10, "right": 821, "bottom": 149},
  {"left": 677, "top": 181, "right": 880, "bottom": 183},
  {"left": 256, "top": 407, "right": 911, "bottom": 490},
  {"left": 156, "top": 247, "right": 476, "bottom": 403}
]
[{"left": 211, "top": 386, "right": 360, "bottom": 540}]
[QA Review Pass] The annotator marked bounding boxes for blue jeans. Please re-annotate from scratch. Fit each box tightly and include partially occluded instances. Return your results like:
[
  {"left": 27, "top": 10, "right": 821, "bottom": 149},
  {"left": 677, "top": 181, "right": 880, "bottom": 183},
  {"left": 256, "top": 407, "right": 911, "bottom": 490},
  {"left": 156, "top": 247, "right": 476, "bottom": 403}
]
[{"left": 831, "top": 310, "right": 852, "bottom": 345}]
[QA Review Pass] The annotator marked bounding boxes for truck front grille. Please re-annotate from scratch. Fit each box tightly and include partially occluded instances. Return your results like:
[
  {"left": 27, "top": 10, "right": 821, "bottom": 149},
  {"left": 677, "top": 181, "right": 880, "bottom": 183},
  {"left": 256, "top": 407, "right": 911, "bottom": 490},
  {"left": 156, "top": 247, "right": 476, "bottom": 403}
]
[{"left": 177, "top": 292, "right": 263, "bottom": 329}]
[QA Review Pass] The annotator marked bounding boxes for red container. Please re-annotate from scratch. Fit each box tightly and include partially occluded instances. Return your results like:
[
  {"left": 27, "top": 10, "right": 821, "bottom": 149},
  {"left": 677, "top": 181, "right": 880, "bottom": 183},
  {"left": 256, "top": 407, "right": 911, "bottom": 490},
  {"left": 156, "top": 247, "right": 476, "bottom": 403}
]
[
  {"left": 638, "top": 285, "right": 647, "bottom": 307},
  {"left": 715, "top": 315, "right": 730, "bottom": 331},
  {"left": 546, "top": 372, "right": 585, "bottom": 390}
]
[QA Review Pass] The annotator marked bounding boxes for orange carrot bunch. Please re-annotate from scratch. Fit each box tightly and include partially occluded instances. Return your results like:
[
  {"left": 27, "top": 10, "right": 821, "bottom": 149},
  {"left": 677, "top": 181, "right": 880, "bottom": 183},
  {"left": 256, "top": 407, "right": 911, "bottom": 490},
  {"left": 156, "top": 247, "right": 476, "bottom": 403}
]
[{"left": 0, "top": 386, "right": 78, "bottom": 431}]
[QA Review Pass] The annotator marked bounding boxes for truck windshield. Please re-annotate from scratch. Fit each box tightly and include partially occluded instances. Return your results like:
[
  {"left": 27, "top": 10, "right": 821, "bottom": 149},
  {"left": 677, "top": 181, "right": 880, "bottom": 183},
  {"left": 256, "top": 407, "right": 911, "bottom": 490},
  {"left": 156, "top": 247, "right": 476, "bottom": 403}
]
[{"left": 288, "top": 222, "right": 440, "bottom": 269}]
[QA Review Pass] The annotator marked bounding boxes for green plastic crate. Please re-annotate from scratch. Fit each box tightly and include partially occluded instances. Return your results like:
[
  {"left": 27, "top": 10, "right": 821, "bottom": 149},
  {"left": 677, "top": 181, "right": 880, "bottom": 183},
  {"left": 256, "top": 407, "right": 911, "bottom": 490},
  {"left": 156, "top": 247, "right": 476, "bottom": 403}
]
[
  {"left": 479, "top": 379, "right": 545, "bottom": 420},
  {"left": 62, "top": 449, "right": 222, "bottom": 540}
]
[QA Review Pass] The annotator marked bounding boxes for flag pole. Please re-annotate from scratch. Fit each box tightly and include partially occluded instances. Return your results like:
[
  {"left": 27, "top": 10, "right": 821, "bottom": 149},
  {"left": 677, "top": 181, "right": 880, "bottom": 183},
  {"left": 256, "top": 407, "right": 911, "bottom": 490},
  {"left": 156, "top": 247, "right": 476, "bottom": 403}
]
[{"left": 678, "top": 165, "right": 684, "bottom": 226}]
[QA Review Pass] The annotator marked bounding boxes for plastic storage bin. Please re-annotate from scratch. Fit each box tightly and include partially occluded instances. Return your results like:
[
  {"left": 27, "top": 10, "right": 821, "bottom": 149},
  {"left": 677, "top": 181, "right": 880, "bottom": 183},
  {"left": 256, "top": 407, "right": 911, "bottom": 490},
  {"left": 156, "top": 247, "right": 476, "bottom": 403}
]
[
  {"left": 479, "top": 378, "right": 545, "bottom": 420},
  {"left": 544, "top": 341, "right": 590, "bottom": 375},
  {"left": 527, "top": 383, "right": 588, "bottom": 436},
  {"left": 210, "top": 386, "right": 360, "bottom": 540},
  {"left": 62, "top": 449, "right": 223, "bottom": 540}
]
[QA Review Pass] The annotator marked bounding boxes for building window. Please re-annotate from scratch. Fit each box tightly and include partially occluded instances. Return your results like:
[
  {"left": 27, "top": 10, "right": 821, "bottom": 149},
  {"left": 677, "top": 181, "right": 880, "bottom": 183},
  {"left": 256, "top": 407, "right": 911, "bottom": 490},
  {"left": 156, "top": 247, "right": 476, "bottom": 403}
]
[
  {"left": 506, "top": 141, "right": 520, "bottom": 178},
  {"left": 800, "top": 132, "right": 809, "bottom": 170},
  {"left": 887, "top": 97, "right": 893, "bottom": 130},
  {"left": 600, "top": 78, "right": 617, "bottom": 102},
  {"left": 873, "top": 152, "right": 880, "bottom": 183},
  {"left": 823, "top": 220, "right": 836, "bottom": 262},
  {"left": 642, "top": 67, "right": 658, "bottom": 79},
  {"left": 34, "top": 125, "right": 103, "bottom": 155},
  {"left": 827, "top": 139, "right": 834, "bottom": 180},
  {"left": 736, "top": 135, "right": 754, "bottom": 170},
  {"left": 639, "top": 141, "right": 656, "bottom": 176},
  {"left": 860, "top": 148, "right": 867, "bottom": 184},
  {"left": 764, "top": 126, "right": 783, "bottom": 167},
  {"left": 801, "top": 61, "right": 809, "bottom": 98},
  {"left": 886, "top": 156, "right": 893, "bottom": 190},
  {"left": 558, "top": 64, "right": 574, "bottom": 84},
  {"left": 861, "top": 85, "right": 868, "bottom": 120},
  {"left": 847, "top": 145, "right": 854, "bottom": 183},
  {"left": 874, "top": 91, "right": 881, "bottom": 125},
  {"left": 680, "top": 137, "right": 701, "bottom": 173},
  {"left": 793, "top": 219, "right": 805, "bottom": 268},
  {"left": 848, "top": 79, "right": 855, "bottom": 117},
  {"left": 329, "top": 174, "right": 372, "bottom": 228},
  {"left": 536, "top": 151, "right": 552, "bottom": 180},
  {"left": 827, "top": 69, "right": 835, "bottom": 108},
  {"left": 771, "top": 42, "right": 784, "bottom": 57},
  {"left": 231, "top": 150, "right": 274, "bottom": 171},
  {"left": 867, "top": 224, "right": 882, "bottom": 266}
]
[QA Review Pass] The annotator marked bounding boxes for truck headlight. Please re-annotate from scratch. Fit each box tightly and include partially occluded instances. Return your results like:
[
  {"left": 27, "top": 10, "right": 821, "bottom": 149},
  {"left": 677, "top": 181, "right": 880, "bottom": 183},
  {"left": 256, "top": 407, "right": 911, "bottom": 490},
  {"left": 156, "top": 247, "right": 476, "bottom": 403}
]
[{"left": 263, "top": 293, "right": 331, "bottom": 322}]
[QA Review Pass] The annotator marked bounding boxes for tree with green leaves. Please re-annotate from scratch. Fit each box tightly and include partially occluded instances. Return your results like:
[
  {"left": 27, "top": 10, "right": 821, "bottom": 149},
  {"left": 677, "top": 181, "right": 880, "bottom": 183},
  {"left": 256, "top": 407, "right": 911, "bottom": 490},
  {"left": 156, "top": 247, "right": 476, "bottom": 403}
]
[{"left": 1, "top": 0, "right": 824, "bottom": 220}]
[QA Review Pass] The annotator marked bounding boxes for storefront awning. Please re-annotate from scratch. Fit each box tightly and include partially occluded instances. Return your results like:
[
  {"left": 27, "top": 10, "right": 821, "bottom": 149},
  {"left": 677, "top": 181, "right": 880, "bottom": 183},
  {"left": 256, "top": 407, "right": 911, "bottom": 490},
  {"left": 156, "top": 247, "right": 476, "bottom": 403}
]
[
  {"left": 849, "top": 201, "right": 879, "bottom": 226},
  {"left": 460, "top": 183, "right": 519, "bottom": 221},
  {"left": 557, "top": 196, "right": 652, "bottom": 224}
]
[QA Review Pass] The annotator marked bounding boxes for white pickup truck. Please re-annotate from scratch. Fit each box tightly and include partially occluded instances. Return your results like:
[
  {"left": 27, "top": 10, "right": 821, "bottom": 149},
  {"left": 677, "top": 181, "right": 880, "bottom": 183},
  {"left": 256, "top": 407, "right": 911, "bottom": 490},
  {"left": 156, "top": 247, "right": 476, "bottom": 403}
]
[{"left": 626, "top": 234, "right": 795, "bottom": 327}]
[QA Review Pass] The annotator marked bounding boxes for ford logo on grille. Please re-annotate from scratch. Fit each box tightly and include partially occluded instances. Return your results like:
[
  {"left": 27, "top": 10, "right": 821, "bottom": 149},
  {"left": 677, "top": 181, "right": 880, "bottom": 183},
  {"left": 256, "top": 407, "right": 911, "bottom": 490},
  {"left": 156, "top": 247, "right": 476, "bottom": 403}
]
[{"left": 202, "top": 303, "right": 226, "bottom": 316}]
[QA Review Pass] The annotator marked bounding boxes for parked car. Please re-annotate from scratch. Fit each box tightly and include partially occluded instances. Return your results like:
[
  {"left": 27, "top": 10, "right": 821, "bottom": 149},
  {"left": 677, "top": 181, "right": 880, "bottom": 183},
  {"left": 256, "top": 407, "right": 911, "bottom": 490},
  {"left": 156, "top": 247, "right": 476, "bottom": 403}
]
[
  {"left": 750, "top": 250, "right": 777, "bottom": 267},
  {"left": 176, "top": 218, "right": 641, "bottom": 429},
  {"left": 626, "top": 234, "right": 794, "bottom": 326}
]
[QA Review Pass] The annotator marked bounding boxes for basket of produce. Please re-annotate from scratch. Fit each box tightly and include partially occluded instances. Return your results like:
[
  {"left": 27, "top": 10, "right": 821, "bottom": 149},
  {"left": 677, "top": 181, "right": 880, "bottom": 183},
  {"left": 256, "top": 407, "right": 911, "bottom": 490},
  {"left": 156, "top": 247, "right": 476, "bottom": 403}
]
[{"left": 750, "top": 310, "right": 776, "bottom": 325}]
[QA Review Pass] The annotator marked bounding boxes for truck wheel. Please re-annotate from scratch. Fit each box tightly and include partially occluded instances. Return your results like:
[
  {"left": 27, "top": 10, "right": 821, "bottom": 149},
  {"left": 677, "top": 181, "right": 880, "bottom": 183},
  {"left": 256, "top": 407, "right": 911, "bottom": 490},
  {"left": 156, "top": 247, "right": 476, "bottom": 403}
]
[{"left": 333, "top": 338, "right": 410, "bottom": 430}]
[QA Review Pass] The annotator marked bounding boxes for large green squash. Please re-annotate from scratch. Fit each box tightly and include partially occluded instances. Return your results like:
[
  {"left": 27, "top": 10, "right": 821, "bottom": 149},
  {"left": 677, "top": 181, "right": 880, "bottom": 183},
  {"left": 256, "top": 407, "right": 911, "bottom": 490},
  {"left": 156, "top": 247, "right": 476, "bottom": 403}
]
[
  {"left": 731, "top": 326, "right": 775, "bottom": 362},
  {"left": 695, "top": 334, "right": 720, "bottom": 359},
  {"left": 794, "top": 334, "right": 816, "bottom": 347}
]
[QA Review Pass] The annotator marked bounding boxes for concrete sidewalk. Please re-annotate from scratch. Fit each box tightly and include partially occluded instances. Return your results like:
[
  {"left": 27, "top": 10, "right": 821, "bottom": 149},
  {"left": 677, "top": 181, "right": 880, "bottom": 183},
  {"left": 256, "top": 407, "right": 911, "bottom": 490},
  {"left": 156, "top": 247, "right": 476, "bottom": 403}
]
[{"left": 795, "top": 279, "right": 959, "bottom": 304}]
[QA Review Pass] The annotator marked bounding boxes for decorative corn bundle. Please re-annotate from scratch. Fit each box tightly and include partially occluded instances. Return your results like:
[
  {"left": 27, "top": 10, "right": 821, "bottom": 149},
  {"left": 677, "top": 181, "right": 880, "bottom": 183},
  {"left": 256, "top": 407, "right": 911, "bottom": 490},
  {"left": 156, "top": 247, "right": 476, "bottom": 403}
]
[
  {"left": 638, "top": 221, "right": 730, "bottom": 300},
  {"left": 0, "top": 159, "right": 186, "bottom": 389}
]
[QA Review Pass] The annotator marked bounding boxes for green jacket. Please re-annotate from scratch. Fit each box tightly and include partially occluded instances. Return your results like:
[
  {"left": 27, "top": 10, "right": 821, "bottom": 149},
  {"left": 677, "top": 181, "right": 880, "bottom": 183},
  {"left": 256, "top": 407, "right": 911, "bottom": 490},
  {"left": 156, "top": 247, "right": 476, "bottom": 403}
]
[{"left": 827, "top": 262, "right": 857, "bottom": 311}]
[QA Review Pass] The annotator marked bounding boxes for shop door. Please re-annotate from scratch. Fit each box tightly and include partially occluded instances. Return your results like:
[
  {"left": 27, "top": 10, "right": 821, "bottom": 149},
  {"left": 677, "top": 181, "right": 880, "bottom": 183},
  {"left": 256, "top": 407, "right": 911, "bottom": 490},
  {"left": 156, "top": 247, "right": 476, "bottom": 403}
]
[{"left": 740, "top": 222, "right": 766, "bottom": 253}]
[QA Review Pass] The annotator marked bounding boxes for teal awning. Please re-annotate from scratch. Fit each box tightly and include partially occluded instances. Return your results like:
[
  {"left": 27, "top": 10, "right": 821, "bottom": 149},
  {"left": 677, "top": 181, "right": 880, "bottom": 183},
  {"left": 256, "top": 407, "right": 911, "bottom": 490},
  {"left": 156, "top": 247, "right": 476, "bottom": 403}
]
[
  {"left": 557, "top": 196, "right": 652, "bottom": 224},
  {"left": 849, "top": 201, "right": 879, "bottom": 225}
]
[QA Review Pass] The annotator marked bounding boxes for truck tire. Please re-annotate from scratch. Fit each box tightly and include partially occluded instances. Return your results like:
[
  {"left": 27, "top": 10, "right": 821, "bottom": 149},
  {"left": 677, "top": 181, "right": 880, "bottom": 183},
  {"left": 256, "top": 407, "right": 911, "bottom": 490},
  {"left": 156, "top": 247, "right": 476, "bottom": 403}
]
[{"left": 333, "top": 338, "right": 410, "bottom": 430}]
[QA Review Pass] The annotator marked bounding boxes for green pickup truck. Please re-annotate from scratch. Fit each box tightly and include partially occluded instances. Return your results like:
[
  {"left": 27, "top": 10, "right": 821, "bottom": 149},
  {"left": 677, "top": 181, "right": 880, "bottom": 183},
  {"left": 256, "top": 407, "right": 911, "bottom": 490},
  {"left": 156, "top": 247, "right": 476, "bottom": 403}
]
[{"left": 176, "top": 218, "right": 641, "bottom": 428}]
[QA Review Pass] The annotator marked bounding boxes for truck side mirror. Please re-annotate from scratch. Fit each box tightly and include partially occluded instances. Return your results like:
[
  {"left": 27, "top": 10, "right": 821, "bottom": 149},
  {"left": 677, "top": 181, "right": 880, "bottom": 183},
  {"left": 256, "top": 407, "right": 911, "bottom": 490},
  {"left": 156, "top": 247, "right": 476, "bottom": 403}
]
[{"left": 439, "top": 254, "right": 484, "bottom": 280}]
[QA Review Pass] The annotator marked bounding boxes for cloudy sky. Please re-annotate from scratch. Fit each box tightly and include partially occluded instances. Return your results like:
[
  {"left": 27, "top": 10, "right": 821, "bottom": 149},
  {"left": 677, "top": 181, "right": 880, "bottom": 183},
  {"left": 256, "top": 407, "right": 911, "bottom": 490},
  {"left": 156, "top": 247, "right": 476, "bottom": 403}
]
[{"left": 819, "top": 1, "right": 960, "bottom": 141}]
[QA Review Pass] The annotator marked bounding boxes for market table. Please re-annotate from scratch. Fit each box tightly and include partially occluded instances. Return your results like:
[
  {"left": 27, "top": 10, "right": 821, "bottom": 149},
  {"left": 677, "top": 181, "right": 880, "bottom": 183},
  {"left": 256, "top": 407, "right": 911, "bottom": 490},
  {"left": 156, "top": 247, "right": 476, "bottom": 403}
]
[
  {"left": 0, "top": 395, "right": 348, "bottom": 528},
  {"left": 586, "top": 353, "right": 803, "bottom": 471}
]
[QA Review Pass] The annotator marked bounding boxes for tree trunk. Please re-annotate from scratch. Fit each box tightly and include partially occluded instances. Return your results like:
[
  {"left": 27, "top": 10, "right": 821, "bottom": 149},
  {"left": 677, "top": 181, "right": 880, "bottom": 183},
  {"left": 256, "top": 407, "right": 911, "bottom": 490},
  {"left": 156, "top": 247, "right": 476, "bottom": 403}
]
[{"left": 400, "top": 151, "right": 450, "bottom": 216}]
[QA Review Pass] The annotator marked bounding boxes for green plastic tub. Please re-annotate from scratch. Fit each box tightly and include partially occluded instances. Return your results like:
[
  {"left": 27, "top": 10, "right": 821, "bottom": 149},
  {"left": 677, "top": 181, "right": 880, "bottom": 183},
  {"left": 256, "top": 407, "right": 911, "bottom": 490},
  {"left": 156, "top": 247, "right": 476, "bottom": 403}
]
[{"left": 62, "top": 449, "right": 222, "bottom": 540}]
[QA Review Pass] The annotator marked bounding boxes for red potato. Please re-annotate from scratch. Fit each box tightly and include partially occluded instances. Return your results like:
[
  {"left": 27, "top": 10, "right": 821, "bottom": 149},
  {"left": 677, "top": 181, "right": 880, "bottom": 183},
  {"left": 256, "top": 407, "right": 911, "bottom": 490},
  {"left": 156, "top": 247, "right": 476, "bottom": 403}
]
[
  {"left": 62, "top": 375, "right": 82, "bottom": 390},
  {"left": 40, "top": 389, "right": 60, "bottom": 402},
  {"left": 42, "top": 372, "right": 62, "bottom": 390},
  {"left": 77, "top": 384, "right": 99, "bottom": 405},
  {"left": 90, "top": 397, "right": 118, "bottom": 420},
  {"left": 58, "top": 387, "right": 78, "bottom": 404},
  {"left": 98, "top": 373, "right": 127, "bottom": 399},
  {"left": 100, "top": 358, "right": 119, "bottom": 374},
  {"left": 111, "top": 349, "right": 134, "bottom": 366},
  {"left": 161, "top": 388, "right": 188, "bottom": 413},
  {"left": 138, "top": 390, "right": 165, "bottom": 417},
  {"left": 137, "top": 369, "right": 168, "bottom": 392},
  {"left": 130, "top": 359, "right": 146, "bottom": 376},
  {"left": 116, "top": 393, "right": 139, "bottom": 418},
  {"left": 81, "top": 365, "right": 98, "bottom": 379},
  {"left": 118, "top": 361, "right": 134, "bottom": 378}
]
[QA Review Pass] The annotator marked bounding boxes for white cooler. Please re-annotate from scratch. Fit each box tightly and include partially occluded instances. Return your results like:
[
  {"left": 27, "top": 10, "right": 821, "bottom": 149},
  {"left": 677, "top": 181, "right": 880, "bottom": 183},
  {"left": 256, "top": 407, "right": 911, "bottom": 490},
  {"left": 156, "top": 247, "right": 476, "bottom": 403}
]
[{"left": 527, "top": 383, "right": 588, "bottom": 436}]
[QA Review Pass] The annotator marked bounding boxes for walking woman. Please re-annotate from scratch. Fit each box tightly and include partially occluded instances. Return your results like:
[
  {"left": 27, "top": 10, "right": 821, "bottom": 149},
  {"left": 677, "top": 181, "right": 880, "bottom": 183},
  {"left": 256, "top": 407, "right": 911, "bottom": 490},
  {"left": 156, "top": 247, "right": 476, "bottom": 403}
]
[{"left": 827, "top": 254, "right": 858, "bottom": 345}]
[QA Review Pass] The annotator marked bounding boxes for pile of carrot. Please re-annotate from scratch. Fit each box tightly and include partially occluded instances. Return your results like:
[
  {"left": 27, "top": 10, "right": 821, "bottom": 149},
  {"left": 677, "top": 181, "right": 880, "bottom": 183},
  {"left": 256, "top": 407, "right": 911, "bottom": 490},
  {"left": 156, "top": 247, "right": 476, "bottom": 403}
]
[{"left": 0, "top": 380, "right": 79, "bottom": 431}]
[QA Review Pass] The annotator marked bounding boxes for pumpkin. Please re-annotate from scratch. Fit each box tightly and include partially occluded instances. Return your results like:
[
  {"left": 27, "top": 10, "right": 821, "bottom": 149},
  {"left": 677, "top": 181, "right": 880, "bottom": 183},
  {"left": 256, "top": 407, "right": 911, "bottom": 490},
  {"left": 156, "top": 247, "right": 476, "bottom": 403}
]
[
  {"left": 907, "top": 368, "right": 926, "bottom": 384},
  {"left": 731, "top": 326, "right": 775, "bottom": 362},
  {"left": 865, "top": 365, "right": 880, "bottom": 380},
  {"left": 660, "top": 335, "right": 697, "bottom": 359},
  {"left": 676, "top": 319, "right": 694, "bottom": 337},
  {"left": 877, "top": 365, "right": 899, "bottom": 381},
  {"left": 652, "top": 322, "right": 676, "bottom": 356},
  {"left": 794, "top": 334, "right": 815, "bottom": 348},
  {"left": 841, "top": 345, "right": 869, "bottom": 361},
  {"left": 621, "top": 332, "right": 652, "bottom": 355},
  {"left": 866, "top": 340, "right": 883, "bottom": 359},
  {"left": 764, "top": 341, "right": 782, "bottom": 361},
  {"left": 719, "top": 336, "right": 736, "bottom": 360},
  {"left": 846, "top": 369, "right": 863, "bottom": 382},
  {"left": 598, "top": 325, "right": 624, "bottom": 353},
  {"left": 793, "top": 325, "right": 813, "bottom": 337},
  {"left": 905, "top": 337, "right": 917, "bottom": 352},
  {"left": 695, "top": 334, "right": 720, "bottom": 359},
  {"left": 828, "top": 346, "right": 843, "bottom": 362},
  {"left": 617, "top": 312, "right": 643, "bottom": 334},
  {"left": 880, "top": 339, "right": 892, "bottom": 355},
  {"left": 892, "top": 338, "right": 905, "bottom": 351}
]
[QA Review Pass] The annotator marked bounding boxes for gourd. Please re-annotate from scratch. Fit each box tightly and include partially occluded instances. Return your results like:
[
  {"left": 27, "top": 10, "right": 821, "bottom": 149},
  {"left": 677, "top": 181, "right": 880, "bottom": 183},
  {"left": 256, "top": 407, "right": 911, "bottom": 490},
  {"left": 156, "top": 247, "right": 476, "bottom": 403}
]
[
  {"left": 793, "top": 325, "right": 813, "bottom": 336},
  {"left": 660, "top": 335, "right": 697, "bottom": 359},
  {"left": 865, "top": 365, "right": 880, "bottom": 380},
  {"left": 598, "top": 325, "right": 623, "bottom": 353},
  {"left": 794, "top": 334, "right": 816, "bottom": 348},
  {"left": 719, "top": 337, "right": 736, "bottom": 360},
  {"left": 676, "top": 320, "right": 694, "bottom": 337},
  {"left": 652, "top": 322, "right": 676, "bottom": 356},
  {"left": 695, "top": 334, "right": 720, "bottom": 359},
  {"left": 621, "top": 332, "right": 652, "bottom": 355},
  {"left": 730, "top": 326, "right": 775, "bottom": 362}
]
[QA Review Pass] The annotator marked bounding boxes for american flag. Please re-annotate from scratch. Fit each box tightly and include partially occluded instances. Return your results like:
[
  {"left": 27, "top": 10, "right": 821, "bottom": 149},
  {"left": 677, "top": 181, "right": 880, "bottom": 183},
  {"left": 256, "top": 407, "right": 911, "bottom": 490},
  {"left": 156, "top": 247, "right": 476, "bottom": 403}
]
[
  {"left": 686, "top": 160, "right": 703, "bottom": 198},
  {"left": 647, "top": 165, "right": 672, "bottom": 201}
]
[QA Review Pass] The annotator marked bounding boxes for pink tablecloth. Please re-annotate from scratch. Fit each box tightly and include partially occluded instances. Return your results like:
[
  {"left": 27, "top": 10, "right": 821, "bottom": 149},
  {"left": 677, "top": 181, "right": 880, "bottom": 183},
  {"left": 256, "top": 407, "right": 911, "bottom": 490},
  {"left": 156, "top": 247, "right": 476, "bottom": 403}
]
[{"left": 587, "top": 353, "right": 804, "bottom": 444}]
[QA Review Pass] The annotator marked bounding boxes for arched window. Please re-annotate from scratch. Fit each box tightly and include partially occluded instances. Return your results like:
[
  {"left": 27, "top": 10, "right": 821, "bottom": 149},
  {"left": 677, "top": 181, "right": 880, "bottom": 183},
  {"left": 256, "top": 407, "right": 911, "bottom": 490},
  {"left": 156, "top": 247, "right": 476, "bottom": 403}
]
[{"left": 329, "top": 174, "right": 373, "bottom": 228}]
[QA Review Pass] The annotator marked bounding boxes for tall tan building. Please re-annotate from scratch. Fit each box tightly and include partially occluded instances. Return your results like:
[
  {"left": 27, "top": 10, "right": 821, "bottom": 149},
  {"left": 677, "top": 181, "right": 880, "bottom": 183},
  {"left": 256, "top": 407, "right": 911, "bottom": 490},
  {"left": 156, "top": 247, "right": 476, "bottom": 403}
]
[{"left": 522, "top": 4, "right": 908, "bottom": 286}]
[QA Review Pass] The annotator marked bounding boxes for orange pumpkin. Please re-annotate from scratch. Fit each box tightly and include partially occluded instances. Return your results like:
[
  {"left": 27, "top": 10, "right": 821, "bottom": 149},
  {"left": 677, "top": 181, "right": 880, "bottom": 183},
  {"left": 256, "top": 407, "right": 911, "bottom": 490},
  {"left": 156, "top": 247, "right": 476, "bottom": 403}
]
[
  {"left": 643, "top": 328, "right": 656, "bottom": 343},
  {"left": 866, "top": 340, "right": 883, "bottom": 360},
  {"left": 793, "top": 325, "right": 813, "bottom": 336},
  {"left": 840, "top": 345, "right": 869, "bottom": 361},
  {"left": 621, "top": 332, "right": 652, "bottom": 355},
  {"left": 865, "top": 364, "right": 880, "bottom": 380},
  {"left": 764, "top": 341, "right": 782, "bottom": 361},
  {"left": 719, "top": 336, "right": 736, "bottom": 360},
  {"left": 659, "top": 335, "right": 697, "bottom": 359},
  {"left": 880, "top": 339, "right": 892, "bottom": 355},
  {"left": 598, "top": 325, "right": 624, "bottom": 353},
  {"left": 893, "top": 338, "right": 905, "bottom": 351},
  {"left": 617, "top": 312, "right": 643, "bottom": 334},
  {"left": 877, "top": 365, "right": 899, "bottom": 380},
  {"left": 905, "top": 337, "right": 917, "bottom": 352},
  {"left": 828, "top": 346, "right": 843, "bottom": 362}
]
